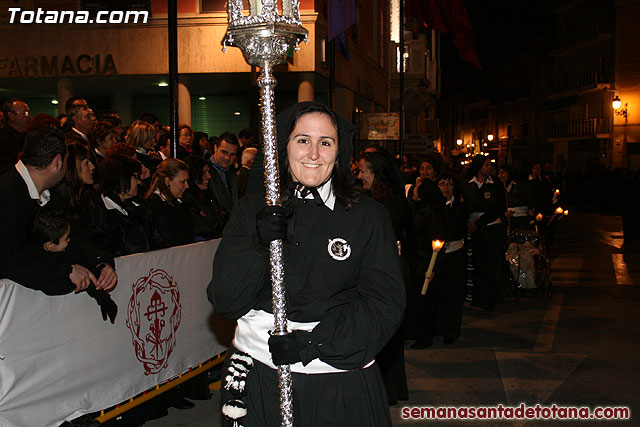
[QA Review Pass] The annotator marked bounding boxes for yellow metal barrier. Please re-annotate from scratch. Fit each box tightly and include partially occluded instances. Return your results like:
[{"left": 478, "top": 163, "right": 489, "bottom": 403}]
[{"left": 94, "top": 351, "right": 226, "bottom": 424}]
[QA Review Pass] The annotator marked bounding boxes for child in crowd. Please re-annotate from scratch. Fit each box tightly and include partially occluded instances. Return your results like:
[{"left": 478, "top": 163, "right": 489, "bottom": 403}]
[{"left": 29, "top": 209, "right": 118, "bottom": 323}]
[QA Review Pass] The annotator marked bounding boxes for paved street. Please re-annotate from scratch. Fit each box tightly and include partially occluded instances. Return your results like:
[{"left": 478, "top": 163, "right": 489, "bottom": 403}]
[{"left": 143, "top": 211, "right": 639, "bottom": 426}]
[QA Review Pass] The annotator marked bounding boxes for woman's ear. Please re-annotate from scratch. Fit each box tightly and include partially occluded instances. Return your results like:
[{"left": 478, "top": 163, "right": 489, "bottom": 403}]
[{"left": 164, "top": 177, "right": 171, "bottom": 187}]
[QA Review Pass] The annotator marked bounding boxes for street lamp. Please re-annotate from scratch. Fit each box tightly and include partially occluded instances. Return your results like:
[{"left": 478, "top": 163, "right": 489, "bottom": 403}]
[
  {"left": 457, "top": 138, "right": 463, "bottom": 146},
  {"left": 487, "top": 133, "right": 494, "bottom": 142},
  {"left": 612, "top": 95, "right": 628, "bottom": 119}
]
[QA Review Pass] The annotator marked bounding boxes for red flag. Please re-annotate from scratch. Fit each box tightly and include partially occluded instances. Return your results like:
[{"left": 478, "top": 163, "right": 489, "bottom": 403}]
[{"left": 406, "top": 0, "right": 482, "bottom": 69}]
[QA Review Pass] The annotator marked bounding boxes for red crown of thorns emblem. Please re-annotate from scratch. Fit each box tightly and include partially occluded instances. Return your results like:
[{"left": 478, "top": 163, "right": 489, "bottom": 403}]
[{"left": 126, "top": 268, "right": 182, "bottom": 375}]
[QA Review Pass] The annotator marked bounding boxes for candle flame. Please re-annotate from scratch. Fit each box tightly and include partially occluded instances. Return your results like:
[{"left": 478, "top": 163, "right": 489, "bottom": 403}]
[
  {"left": 555, "top": 207, "right": 563, "bottom": 214},
  {"left": 554, "top": 189, "right": 560, "bottom": 195},
  {"left": 536, "top": 213, "right": 543, "bottom": 222},
  {"left": 563, "top": 210, "right": 569, "bottom": 215},
  {"left": 432, "top": 240, "right": 444, "bottom": 251}
]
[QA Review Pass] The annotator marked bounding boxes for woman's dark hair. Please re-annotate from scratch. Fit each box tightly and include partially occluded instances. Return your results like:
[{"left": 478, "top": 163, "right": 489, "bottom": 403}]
[
  {"left": 192, "top": 132, "right": 209, "bottom": 156},
  {"left": 360, "top": 151, "right": 404, "bottom": 200},
  {"left": 145, "top": 158, "right": 189, "bottom": 204},
  {"left": 56, "top": 143, "right": 92, "bottom": 211},
  {"left": 184, "top": 155, "right": 209, "bottom": 188},
  {"left": 98, "top": 154, "right": 142, "bottom": 196},
  {"left": 105, "top": 142, "right": 136, "bottom": 159},
  {"left": 89, "top": 121, "right": 116, "bottom": 152},
  {"left": 499, "top": 164, "right": 513, "bottom": 181},
  {"left": 29, "top": 209, "right": 70, "bottom": 246},
  {"left": 278, "top": 102, "right": 361, "bottom": 208}
]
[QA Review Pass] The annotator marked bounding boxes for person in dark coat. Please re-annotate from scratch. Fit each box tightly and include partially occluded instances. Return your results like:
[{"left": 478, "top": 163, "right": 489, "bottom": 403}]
[
  {"left": 0, "top": 127, "right": 107, "bottom": 294},
  {"left": 98, "top": 155, "right": 158, "bottom": 256},
  {"left": 463, "top": 154, "right": 506, "bottom": 311},
  {"left": 145, "top": 158, "right": 195, "bottom": 249},
  {"left": 497, "top": 165, "right": 536, "bottom": 232},
  {"left": 208, "top": 102, "right": 405, "bottom": 426},
  {"left": 357, "top": 150, "right": 411, "bottom": 405},
  {"left": 182, "top": 155, "right": 228, "bottom": 240},
  {"left": 0, "top": 98, "right": 30, "bottom": 174},
  {"left": 413, "top": 171, "right": 468, "bottom": 348},
  {"left": 208, "top": 132, "right": 239, "bottom": 216}
]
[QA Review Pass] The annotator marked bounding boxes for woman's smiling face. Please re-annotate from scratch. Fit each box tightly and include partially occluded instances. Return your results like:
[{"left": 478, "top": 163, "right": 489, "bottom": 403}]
[{"left": 287, "top": 112, "right": 338, "bottom": 188}]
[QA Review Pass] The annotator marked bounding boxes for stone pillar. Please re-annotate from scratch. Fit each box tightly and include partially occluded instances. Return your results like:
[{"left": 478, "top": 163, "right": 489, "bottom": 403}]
[
  {"left": 111, "top": 92, "right": 132, "bottom": 125},
  {"left": 297, "top": 74, "right": 314, "bottom": 102},
  {"left": 178, "top": 76, "right": 191, "bottom": 126},
  {"left": 56, "top": 78, "right": 73, "bottom": 115}
]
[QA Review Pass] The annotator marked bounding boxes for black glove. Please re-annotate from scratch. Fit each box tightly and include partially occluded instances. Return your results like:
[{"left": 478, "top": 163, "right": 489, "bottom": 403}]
[
  {"left": 256, "top": 204, "right": 293, "bottom": 247},
  {"left": 86, "top": 285, "right": 118, "bottom": 324},
  {"left": 268, "top": 330, "right": 318, "bottom": 366}
]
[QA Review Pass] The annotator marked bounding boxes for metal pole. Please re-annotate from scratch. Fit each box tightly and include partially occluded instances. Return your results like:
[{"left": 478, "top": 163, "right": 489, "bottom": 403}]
[
  {"left": 223, "top": 2, "right": 307, "bottom": 425},
  {"left": 168, "top": 0, "right": 178, "bottom": 158},
  {"left": 399, "top": 0, "right": 405, "bottom": 161}
]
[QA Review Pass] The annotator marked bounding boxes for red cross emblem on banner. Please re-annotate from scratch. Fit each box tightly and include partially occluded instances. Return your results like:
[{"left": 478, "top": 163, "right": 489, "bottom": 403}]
[{"left": 126, "top": 268, "right": 182, "bottom": 375}]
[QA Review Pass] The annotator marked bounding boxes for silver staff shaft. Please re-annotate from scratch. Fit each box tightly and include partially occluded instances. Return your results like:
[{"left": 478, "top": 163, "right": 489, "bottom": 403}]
[{"left": 258, "top": 61, "right": 294, "bottom": 427}]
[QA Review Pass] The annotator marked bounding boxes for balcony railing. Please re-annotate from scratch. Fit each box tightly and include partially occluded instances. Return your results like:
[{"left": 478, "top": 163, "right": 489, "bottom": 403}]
[
  {"left": 552, "top": 14, "right": 612, "bottom": 52},
  {"left": 547, "top": 118, "right": 611, "bottom": 139},
  {"left": 550, "top": 67, "right": 610, "bottom": 96}
]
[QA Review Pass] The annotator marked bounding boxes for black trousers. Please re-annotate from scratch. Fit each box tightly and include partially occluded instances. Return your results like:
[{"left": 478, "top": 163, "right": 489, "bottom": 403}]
[
  {"left": 221, "top": 345, "right": 392, "bottom": 427},
  {"left": 470, "top": 224, "right": 504, "bottom": 306}
]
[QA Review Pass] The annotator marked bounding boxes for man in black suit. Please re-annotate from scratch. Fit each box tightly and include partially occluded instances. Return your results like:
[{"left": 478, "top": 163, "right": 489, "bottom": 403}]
[
  {"left": 0, "top": 98, "right": 31, "bottom": 175},
  {"left": 208, "top": 132, "right": 239, "bottom": 218},
  {"left": 0, "top": 127, "right": 116, "bottom": 295}
]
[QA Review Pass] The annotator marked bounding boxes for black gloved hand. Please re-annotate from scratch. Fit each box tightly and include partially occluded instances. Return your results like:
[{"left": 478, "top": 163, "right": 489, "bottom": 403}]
[
  {"left": 256, "top": 204, "right": 293, "bottom": 247},
  {"left": 98, "top": 295, "right": 118, "bottom": 324},
  {"left": 87, "top": 284, "right": 118, "bottom": 324},
  {"left": 268, "top": 330, "right": 318, "bottom": 366}
]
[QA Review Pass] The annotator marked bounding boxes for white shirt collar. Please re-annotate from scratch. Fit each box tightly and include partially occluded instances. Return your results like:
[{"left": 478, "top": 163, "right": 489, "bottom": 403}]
[
  {"left": 154, "top": 188, "right": 181, "bottom": 203},
  {"left": 72, "top": 127, "right": 88, "bottom": 141},
  {"left": 159, "top": 151, "right": 168, "bottom": 160},
  {"left": 294, "top": 179, "right": 336, "bottom": 211},
  {"left": 15, "top": 160, "right": 50, "bottom": 206},
  {"left": 136, "top": 147, "right": 147, "bottom": 155},
  {"left": 446, "top": 196, "right": 454, "bottom": 206},
  {"left": 468, "top": 175, "right": 493, "bottom": 188},
  {"left": 101, "top": 194, "right": 128, "bottom": 216}
]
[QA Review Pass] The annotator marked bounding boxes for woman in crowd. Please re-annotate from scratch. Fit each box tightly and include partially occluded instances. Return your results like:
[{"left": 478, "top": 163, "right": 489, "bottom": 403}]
[
  {"left": 357, "top": 150, "right": 411, "bottom": 405},
  {"left": 498, "top": 165, "right": 536, "bottom": 232},
  {"left": 192, "top": 131, "right": 211, "bottom": 159},
  {"left": 98, "top": 154, "right": 158, "bottom": 256},
  {"left": 177, "top": 124, "right": 193, "bottom": 159},
  {"left": 89, "top": 121, "right": 118, "bottom": 165},
  {"left": 409, "top": 154, "right": 442, "bottom": 203},
  {"left": 182, "top": 155, "right": 228, "bottom": 240},
  {"left": 49, "top": 142, "right": 117, "bottom": 290},
  {"left": 145, "top": 158, "right": 195, "bottom": 249},
  {"left": 208, "top": 102, "right": 405, "bottom": 425},
  {"left": 126, "top": 119, "right": 161, "bottom": 175},
  {"left": 414, "top": 171, "right": 468, "bottom": 348}
]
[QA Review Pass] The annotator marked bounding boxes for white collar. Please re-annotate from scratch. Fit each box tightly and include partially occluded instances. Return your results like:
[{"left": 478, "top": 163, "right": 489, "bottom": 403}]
[
  {"left": 446, "top": 196, "right": 455, "bottom": 206},
  {"left": 505, "top": 180, "right": 514, "bottom": 192},
  {"left": 101, "top": 194, "right": 128, "bottom": 216},
  {"left": 136, "top": 147, "right": 147, "bottom": 155},
  {"left": 72, "top": 127, "right": 88, "bottom": 141},
  {"left": 154, "top": 188, "right": 181, "bottom": 203},
  {"left": 294, "top": 179, "right": 336, "bottom": 211},
  {"left": 159, "top": 151, "right": 168, "bottom": 160},
  {"left": 468, "top": 175, "right": 493, "bottom": 188},
  {"left": 15, "top": 160, "right": 50, "bottom": 206}
]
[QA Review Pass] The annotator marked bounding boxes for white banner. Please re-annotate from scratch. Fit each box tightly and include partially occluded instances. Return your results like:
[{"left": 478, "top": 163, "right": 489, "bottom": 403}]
[{"left": 0, "top": 239, "right": 232, "bottom": 427}]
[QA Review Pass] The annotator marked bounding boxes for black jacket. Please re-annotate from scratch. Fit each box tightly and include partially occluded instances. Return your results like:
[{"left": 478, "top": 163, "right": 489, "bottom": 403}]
[
  {"left": 208, "top": 193, "right": 406, "bottom": 370},
  {"left": 181, "top": 186, "right": 228, "bottom": 239},
  {"left": 0, "top": 169, "right": 75, "bottom": 294},
  {"left": 462, "top": 178, "right": 506, "bottom": 228},
  {"left": 0, "top": 124, "right": 24, "bottom": 175},
  {"left": 207, "top": 162, "right": 238, "bottom": 214},
  {"left": 101, "top": 195, "right": 160, "bottom": 256},
  {"left": 146, "top": 193, "right": 195, "bottom": 249}
]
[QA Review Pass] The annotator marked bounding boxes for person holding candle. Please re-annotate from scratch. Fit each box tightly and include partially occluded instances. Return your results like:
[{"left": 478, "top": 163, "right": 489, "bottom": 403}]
[
  {"left": 411, "top": 171, "right": 468, "bottom": 347},
  {"left": 208, "top": 102, "right": 405, "bottom": 426}
]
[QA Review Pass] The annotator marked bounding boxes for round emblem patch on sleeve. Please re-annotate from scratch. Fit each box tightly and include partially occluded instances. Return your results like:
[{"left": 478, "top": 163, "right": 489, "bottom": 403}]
[{"left": 328, "top": 238, "right": 351, "bottom": 261}]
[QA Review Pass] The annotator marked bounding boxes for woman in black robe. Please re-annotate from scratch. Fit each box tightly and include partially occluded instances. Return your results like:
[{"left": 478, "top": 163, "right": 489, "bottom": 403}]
[
  {"left": 357, "top": 150, "right": 411, "bottom": 404},
  {"left": 208, "top": 102, "right": 405, "bottom": 426}
]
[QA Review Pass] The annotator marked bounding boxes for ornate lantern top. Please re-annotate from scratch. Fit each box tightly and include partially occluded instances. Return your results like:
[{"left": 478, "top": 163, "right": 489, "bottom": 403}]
[{"left": 223, "top": 0, "right": 308, "bottom": 66}]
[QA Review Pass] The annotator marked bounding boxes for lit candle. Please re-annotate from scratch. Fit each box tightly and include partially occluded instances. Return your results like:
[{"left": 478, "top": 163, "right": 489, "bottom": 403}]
[
  {"left": 536, "top": 213, "right": 543, "bottom": 222},
  {"left": 421, "top": 240, "right": 444, "bottom": 295},
  {"left": 555, "top": 207, "right": 563, "bottom": 215},
  {"left": 563, "top": 210, "right": 569, "bottom": 216}
]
